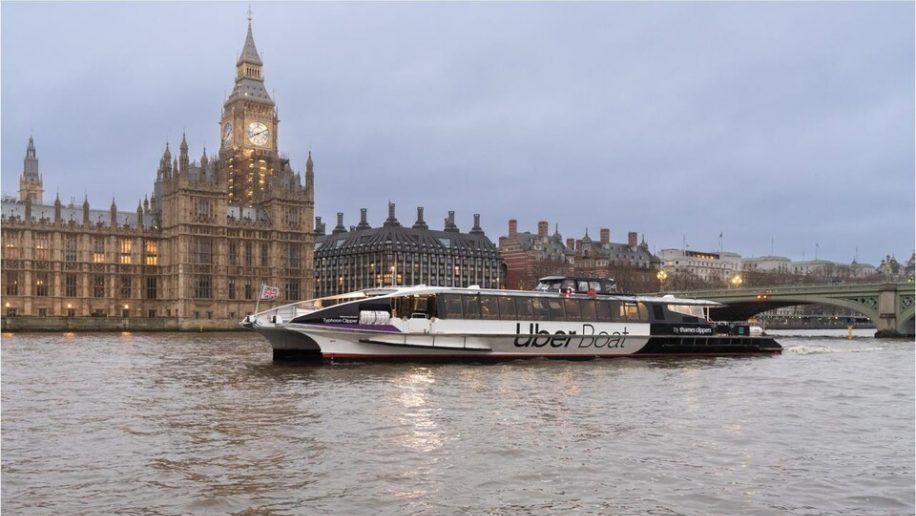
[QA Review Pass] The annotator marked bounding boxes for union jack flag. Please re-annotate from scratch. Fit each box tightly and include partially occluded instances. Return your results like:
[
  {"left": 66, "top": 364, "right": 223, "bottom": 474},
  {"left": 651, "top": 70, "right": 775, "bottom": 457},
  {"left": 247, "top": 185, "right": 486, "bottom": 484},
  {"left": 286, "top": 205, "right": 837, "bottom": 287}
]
[{"left": 259, "top": 284, "right": 280, "bottom": 300}]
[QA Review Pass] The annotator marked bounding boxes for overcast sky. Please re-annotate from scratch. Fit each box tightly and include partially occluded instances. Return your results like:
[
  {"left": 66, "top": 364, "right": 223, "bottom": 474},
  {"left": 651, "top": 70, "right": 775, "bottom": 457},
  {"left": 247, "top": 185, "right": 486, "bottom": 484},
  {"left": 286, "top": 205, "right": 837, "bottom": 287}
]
[{"left": 2, "top": 2, "right": 913, "bottom": 266}]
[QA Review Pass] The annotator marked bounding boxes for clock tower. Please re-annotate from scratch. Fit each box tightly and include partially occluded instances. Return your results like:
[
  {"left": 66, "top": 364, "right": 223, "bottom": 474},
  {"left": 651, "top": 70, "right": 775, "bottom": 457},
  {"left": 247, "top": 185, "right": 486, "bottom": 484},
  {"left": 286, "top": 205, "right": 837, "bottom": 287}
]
[{"left": 219, "top": 16, "right": 281, "bottom": 204}]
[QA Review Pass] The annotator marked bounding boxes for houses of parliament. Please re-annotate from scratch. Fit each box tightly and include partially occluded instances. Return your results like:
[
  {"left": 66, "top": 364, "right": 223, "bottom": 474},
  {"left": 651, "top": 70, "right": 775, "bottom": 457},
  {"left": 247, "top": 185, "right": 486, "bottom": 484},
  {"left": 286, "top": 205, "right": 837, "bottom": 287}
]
[{"left": 1, "top": 20, "right": 315, "bottom": 329}]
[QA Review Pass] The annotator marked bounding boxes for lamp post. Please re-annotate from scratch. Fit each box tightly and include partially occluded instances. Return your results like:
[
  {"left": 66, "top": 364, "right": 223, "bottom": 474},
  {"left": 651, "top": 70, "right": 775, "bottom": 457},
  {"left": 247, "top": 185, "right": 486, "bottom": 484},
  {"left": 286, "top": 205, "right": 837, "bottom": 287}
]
[
  {"left": 729, "top": 274, "right": 743, "bottom": 288},
  {"left": 656, "top": 269, "right": 668, "bottom": 292}
]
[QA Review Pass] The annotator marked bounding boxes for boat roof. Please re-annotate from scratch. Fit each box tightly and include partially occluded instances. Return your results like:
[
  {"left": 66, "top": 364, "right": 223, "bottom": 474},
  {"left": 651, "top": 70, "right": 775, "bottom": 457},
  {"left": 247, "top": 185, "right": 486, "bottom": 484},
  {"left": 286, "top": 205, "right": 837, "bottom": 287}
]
[{"left": 354, "top": 285, "right": 723, "bottom": 307}]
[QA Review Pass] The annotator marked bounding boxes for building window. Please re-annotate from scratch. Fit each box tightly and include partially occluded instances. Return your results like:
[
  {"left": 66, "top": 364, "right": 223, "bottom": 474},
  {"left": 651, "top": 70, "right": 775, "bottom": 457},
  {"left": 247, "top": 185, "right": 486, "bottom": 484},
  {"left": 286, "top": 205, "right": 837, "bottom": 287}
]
[
  {"left": 194, "top": 275, "right": 211, "bottom": 299},
  {"left": 65, "top": 274, "right": 77, "bottom": 297},
  {"left": 119, "top": 238, "right": 132, "bottom": 264},
  {"left": 38, "top": 308, "right": 48, "bottom": 317},
  {"left": 93, "top": 237, "right": 105, "bottom": 263},
  {"left": 35, "top": 272, "right": 49, "bottom": 296},
  {"left": 148, "top": 309, "right": 157, "bottom": 318},
  {"left": 244, "top": 280, "right": 253, "bottom": 300},
  {"left": 5, "top": 271, "right": 19, "bottom": 296},
  {"left": 287, "top": 243, "right": 301, "bottom": 268},
  {"left": 120, "top": 276, "right": 132, "bottom": 298},
  {"left": 65, "top": 236, "right": 77, "bottom": 262},
  {"left": 260, "top": 242, "right": 269, "bottom": 266},
  {"left": 229, "top": 242, "right": 238, "bottom": 265},
  {"left": 244, "top": 242, "right": 253, "bottom": 266},
  {"left": 228, "top": 278, "right": 237, "bottom": 300},
  {"left": 146, "top": 277, "right": 157, "bottom": 299},
  {"left": 145, "top": 240, "right": 158, "bottom": 265},
  {"left": 6, "top": 308, "right": 17, "bottom": 317},
  {"left": 34, "top": 233, "right": 50, "bottom": 261},
  {"left": 3, "top": 232, "right": 19, "bottom": 259},
  {"left": 287, "top": 207, "right": 299, "bottom": 227},
  {"left": 285, "top": 280, "right": 300, "bottom": 301},
  {"left": 196, "top": 198, "right": 211, "bottom": 219},
  {"left": 93, "top": 275, "right": 105, "bottom": 298},
  {"left": 193, "top": 237, "right": 212, "bottom": 265}
]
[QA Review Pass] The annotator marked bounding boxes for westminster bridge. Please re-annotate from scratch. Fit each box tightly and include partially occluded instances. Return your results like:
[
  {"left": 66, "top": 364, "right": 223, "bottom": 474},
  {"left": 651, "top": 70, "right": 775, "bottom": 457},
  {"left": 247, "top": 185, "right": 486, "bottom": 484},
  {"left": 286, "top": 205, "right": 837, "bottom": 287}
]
[{"left": 661, "top": 282, "right": 915, "bottom": 338}]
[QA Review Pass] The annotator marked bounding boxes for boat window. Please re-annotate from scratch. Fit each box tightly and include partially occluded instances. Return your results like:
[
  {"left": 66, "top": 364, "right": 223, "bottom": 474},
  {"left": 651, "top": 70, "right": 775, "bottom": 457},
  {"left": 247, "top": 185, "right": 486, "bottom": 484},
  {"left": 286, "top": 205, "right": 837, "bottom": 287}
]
[
  {"left": 577, "top": 280, "right": 590, "bottom": 293},
  {"left": 563, "top": 297, "right": 581, "bottom": 321},
  {"left": 530, "top": 297, "right": 549, "bottom": 320},
  {"left": 438, "top": 294, "right": 462, "bottom": 319},
  {"left": 463, "top": 295, "right": 481, "bottom": 320},
  {"left": 579, "top": 299, "right": 597, "bottom": 321},
  {"left": 516, "top": 297, "right": 535, "bottom": 319},
  {"left": 560, "top": 279, "right": 576, "bottom": 293},
  {"left": 479, "top": 296, "right": 499, "bottom": 320},
  {"left": 652, "top": 304, "right": 666, "bottom": 321},
  {"left": 624, "top": 302, "right": 648, "bottom": 322},
  {"left": 546, "top": 298, "right": 565, "bottom": 320},
  {"left": 498, "top": 296, "right": 517, "bottom": 320},
  {"left": 595, "top": 299, "right": 613, "bottom": 322},
  {"left": 589, "top": 281, "right": 601, "bottom": 292}
]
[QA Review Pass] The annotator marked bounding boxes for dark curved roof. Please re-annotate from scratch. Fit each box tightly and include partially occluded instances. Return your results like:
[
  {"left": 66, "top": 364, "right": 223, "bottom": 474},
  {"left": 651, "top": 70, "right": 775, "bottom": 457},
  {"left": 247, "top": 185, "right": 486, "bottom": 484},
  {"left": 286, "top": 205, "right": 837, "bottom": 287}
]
[{"left": 316, "top": 225, "right": 498, "bottom": 256}]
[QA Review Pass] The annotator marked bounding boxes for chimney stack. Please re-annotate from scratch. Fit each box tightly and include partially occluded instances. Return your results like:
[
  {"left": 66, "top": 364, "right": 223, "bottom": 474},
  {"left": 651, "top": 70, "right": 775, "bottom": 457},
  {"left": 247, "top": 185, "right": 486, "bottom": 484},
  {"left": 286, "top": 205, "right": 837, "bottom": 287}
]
[
  {"left": 538, "top": 220, "right": 548, "bottom": 240},
  {"left": 600, "top": 228, "right": 610, "bottom": 245},
  {"left": 357, "top": 208, "right": 371, "bottom": 229},
  {"left": 444, "top": 211, "right": 458, "bottom": 232},
  {"left": 470, "top": 213, "right": 484, "bottom": 235},
  {"left": 413, "top": 207, "right": 428, "bottom": 230},
  {"left": 332, "top": 212, "right": 347, "bottom": 234},
  {"left": 576, "top": 239, "right": 582, "bottom": 251},
  {"left": 628, "top": 231, "right": 638, "bottom": 248},
  {"left": 508, "top": 219, "right": 518, "bottom": 238},
  {"left": 566, "top": 238, "right": 575, "bottom": 250}
]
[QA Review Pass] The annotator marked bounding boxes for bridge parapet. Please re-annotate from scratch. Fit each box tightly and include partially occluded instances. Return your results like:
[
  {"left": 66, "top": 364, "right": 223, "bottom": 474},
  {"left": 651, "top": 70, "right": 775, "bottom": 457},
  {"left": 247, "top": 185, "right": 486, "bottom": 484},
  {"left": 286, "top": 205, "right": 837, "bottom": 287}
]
[{"left": 655, "top": 282, "right": 915, "bottom": 338}]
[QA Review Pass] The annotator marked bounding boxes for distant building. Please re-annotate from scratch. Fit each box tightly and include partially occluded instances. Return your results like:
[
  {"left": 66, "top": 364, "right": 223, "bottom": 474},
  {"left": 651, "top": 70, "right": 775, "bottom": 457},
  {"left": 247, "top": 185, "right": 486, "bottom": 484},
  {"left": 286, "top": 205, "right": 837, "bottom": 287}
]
[
  {"left": 314, "top": 204, "right": 502, "bottom": 297},
  {"left": 877, "top": 252, "right": 915, "bottom": 281},
  {"left": 658, "top": 248, "right": 742, "bottom": 284},
  {"left": 0, "top": 19, "right": 314, "bottom": 328},
  {"left": 498, "top": 219, "right": 657, "bottom": 290}
]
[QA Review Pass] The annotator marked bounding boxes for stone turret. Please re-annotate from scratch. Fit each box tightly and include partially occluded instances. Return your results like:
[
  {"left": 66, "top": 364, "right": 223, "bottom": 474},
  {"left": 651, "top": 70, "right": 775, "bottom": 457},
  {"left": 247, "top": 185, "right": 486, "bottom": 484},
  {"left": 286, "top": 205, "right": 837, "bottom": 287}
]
[
  {"left": 137, "top": 201, "right": 144, "bottom": 229},
  {"left": 54, "top": 194, "right": 62, "bottom": 223},
  {"left": 110, "top": 198, "right": 118, "bottom": 228},
  {"left": 305, "top": 151, "right": 314, "bottom": 193},
  {"left": 179, "top": 133, "right": 190, "bottom": 175}
]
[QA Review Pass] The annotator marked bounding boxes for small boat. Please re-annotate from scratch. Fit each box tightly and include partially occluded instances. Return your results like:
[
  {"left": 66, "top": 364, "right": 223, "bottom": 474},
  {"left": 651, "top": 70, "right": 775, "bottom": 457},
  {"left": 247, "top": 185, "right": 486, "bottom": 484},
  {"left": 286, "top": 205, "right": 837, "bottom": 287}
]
[{"left": 241, "top": 277, "right": 782, "bottom": 362}]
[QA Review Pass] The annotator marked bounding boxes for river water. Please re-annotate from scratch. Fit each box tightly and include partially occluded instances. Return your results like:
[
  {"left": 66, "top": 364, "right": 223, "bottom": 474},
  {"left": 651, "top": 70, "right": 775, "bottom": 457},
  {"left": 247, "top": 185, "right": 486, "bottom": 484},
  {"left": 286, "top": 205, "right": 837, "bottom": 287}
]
[{"left": 2, "top": 329, "right": 913, "bottom": 515}]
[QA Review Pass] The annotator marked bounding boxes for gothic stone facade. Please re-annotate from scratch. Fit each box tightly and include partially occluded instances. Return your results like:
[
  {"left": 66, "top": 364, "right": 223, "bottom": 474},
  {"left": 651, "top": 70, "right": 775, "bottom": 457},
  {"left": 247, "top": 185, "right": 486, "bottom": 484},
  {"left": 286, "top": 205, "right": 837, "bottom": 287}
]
[
  {"left": 314, "top": 205, "right": 503, "bottom": 297},
  {"left": 0, "top": 20, "right": 314, "bottom": 330}
]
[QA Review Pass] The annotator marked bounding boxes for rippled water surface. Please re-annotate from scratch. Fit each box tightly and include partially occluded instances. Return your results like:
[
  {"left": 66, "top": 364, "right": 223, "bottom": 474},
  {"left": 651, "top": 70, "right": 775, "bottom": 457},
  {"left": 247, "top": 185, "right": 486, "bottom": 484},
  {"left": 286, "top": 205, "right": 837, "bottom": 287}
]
[{"left": 2, "top": 329, "right": 913, "bottom": 514}]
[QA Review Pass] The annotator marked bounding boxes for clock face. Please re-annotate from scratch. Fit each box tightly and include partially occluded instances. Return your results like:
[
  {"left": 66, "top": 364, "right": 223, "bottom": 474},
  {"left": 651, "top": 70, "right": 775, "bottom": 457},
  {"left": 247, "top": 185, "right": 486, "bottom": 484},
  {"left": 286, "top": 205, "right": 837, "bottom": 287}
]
[
  {"left": 222, "top": 122, "right": 233, "bottom": 146},
  {"left": 247, "top": 121, "right": 269, "bottom": 147}
]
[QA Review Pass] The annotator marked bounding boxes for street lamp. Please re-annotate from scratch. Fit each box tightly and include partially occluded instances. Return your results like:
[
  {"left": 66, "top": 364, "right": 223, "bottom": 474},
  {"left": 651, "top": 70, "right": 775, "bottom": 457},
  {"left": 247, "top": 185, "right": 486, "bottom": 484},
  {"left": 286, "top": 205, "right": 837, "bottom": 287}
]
[
  {"left": 656, "top": 270, "right": 668, "bottom": 292},
  {"left": 729, "top": 274, "right": 743, "bottom": 288}
]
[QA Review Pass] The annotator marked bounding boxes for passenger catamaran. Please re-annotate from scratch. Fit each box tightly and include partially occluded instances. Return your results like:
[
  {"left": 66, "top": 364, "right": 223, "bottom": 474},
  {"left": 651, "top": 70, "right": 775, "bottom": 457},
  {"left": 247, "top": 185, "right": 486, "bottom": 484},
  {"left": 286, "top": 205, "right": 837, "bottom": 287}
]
[{"left": 241, "top": 276, "right": 782, "bottom": 362}]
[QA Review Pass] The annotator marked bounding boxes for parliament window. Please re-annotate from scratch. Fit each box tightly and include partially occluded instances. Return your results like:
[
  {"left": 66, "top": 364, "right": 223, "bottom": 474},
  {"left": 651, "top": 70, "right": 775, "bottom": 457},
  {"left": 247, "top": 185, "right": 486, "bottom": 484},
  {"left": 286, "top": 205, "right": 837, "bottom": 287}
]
[
  {"left": 34, "top": 233, "right": 50, "bottom": 261},
  {"left": 228, "top": 278, "right": 237, "bottom": 300},
  {"left": 119, "top": 239, "right": 132, "bottom": 264},
  {"left": 228, "top": 242, "right": 238, "bottom": 265},
  {"left": 260, "top": 243, "right": 269, "bottom": 266},
  {"left": 3, "top": 232, "right": 19, "bottom": 259},
  {"left": 285, "top": 280, "right": 299, "bottom": 301},
  {"left": 146, "top": 277, "right": 157, "bottom": 299},
  {"left": 65, "top": 274, "right": 77, "bottom": 297},
  {"left": 193, "top": 237, "right": 212, "bottom": 264},
  {"left": 194, "top": 275, "right": 211, "bottom": 299},
  {"left": 145, "top": 240, "right": 158, "bottom": 266},
  {"left": 93, "top": 275, "right": 105, "bottom": 298},
  {"left": 120, "top": 276, "right": 132, "bottom": 298},
  {"left": 287, "top": 243, "right": 301, "bottom": 268},
  {"left": 65, "top": 236, "right": 77, "bottom": 262},
  {"left": 93, "top": 237, "right": 105, "bottom": 263},
  {"left": 5, "top": 271, "right": 19, "bottom": 296},
  {"left": 244, "top": 242, "right": 253, "bottom": 266},
  {"left": 35, "top": 272, "right": 49, "bottom": 296},
  {"left": 244, "top": 280, "right": 253, "bottom": 300}
]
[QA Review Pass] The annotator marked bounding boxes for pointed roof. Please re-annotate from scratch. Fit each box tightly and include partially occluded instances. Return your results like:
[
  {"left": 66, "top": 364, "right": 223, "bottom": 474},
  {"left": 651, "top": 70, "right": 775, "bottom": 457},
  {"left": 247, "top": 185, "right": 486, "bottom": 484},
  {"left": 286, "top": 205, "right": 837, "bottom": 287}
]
[
  {"left": 237, "top": 21, "right": 263, "bottom": 66},
  {"left": 26, "top": 136, "right": 36, "bottom": 157}
]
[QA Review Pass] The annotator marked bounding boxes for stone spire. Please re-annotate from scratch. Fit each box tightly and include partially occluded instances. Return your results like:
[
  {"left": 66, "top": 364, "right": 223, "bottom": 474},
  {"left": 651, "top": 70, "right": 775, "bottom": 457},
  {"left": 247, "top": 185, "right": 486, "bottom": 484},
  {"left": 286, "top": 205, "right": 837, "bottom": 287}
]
[
  {"left": 237, "top": 14, "right": 263, "bottom": 67},
  {"left": 137, "top": 201, "right": 144, "bottom": 229},
  {"left": 110, "top": 198, "right": 118, "bottom": 228},
  {"left": 54, "top": 193, "right": 62, "bottom": 223},
  {"left": 19, "top": 136, "right": 44, "bottom": 203},
  {"left": 82, "top": 195, "right": 90, "bottom": 225},
  {"left": 179, "top": 133, "right": 189, "bottom": 174},
  {"left": 305, "top": 151, "right": 314, "bottom": 193}
]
